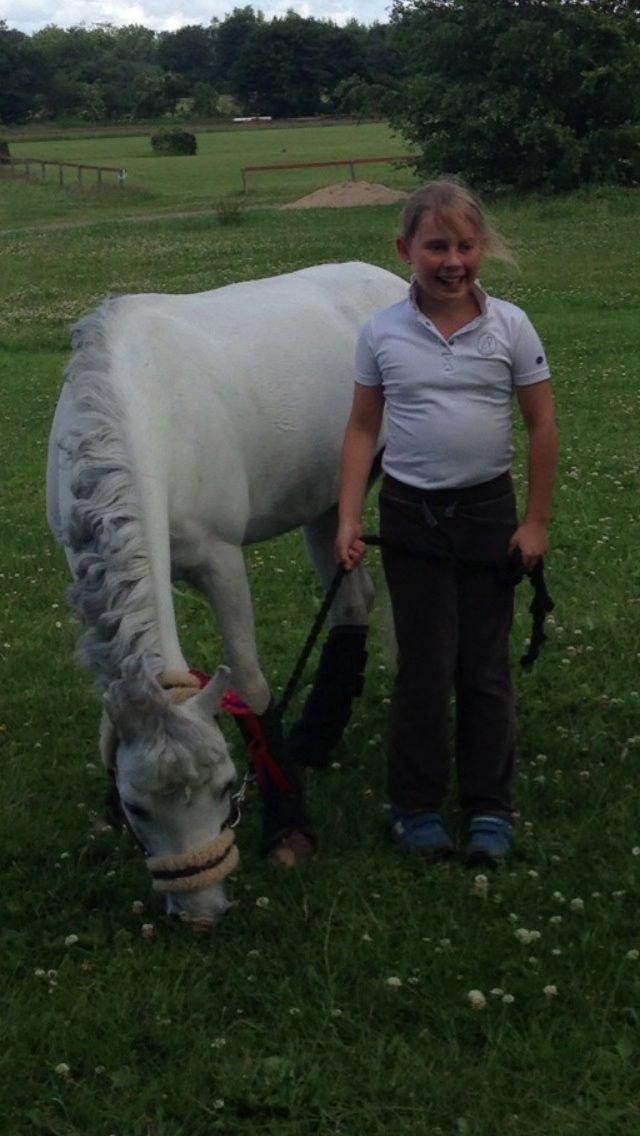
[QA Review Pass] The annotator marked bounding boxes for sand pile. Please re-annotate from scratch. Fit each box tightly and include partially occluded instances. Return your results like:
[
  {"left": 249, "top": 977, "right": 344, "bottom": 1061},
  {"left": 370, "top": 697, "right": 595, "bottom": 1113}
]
[{"left": 283, "top": 180, "right": 408, "bottom": 209}]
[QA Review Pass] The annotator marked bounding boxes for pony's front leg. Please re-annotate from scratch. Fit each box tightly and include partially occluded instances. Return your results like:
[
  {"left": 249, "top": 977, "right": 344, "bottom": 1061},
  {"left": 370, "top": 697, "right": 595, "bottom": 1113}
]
[{"left": 195, "top": 542, "right": 315, "bottom": 865}]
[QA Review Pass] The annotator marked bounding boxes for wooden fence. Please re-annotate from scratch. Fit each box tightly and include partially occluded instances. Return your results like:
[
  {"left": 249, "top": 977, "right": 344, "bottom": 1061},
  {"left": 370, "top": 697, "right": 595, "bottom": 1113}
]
[
  {"left": 240, "top": 154, "right": 413, "bottom": 192},
  {"left": 1, "top": 156, "right": 127, "bottom": 189}
]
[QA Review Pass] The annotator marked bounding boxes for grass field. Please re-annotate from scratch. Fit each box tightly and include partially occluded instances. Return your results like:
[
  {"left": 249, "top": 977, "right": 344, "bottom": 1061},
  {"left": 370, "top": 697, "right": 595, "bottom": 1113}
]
[
  {"left": 1, "top": 131, "right": 640, "bottom": 1134},
  {"left": 1, "top": 122, "right": 415, "bottom": 228}
]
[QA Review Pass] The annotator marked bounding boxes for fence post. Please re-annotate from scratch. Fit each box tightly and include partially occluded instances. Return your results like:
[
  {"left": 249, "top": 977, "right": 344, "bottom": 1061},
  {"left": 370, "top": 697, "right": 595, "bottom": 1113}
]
[
  {"left": 25, "top": 160, "right": 30, "bottom": 179},
  {"left": 77, "top": 166, "right": 83, "bottom": 187},
  {"left": 41, "top": 162, "right": 46, "bottom": 181},
  {"left": 59, "top": 164, "right": 64, "bottom": 187},
  {"left": 97, "top": 168, "right": 102, "bottom": 187},
  {"left": 349, "top": 160, "right": 356, "bottom": 181},
  {"left": 117, "top": 168, "right": 126, "bottom": 188},
  {"left": 241, "top": 167, "right": 247, "bottom": 193}
]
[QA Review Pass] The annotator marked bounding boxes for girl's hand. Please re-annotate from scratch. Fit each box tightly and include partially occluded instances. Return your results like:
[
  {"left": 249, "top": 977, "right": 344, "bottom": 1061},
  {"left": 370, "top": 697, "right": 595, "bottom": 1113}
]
[
  {"left": 508, "top": 521, "right": 548, "bottom": 573},
  {"left": 335, "top": 520, "right": 366, "bottom": 571}
]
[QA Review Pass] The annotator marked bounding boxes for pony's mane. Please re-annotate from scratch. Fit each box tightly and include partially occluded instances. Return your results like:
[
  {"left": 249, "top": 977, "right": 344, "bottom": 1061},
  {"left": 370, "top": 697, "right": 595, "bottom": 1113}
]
[{"left": 64, "top": 301, "right": 163, "bottom": 688}]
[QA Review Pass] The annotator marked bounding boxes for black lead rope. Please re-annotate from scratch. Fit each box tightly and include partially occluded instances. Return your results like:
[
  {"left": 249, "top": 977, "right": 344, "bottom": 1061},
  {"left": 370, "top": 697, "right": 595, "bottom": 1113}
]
[
  {"left": 520, "top": 557, "right": 555, "bottom": 670},
  {"left": 276, "top": 534, "right": 554, "bottom": 718}
]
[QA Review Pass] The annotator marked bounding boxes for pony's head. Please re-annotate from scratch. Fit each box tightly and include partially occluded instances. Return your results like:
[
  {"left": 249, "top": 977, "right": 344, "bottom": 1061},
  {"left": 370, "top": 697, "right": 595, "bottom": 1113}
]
[{"left": 102, "top": 655, "right": 237, "bottom": 930}]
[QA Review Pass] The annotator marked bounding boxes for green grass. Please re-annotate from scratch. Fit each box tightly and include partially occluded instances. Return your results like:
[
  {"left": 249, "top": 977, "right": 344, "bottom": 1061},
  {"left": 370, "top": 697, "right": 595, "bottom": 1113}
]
[
  {"left": 1, "top": 122, "right": 415, "bottom": 228},
  {"left": 2, "top": 181, "right": 640, "bottom": 1134}
]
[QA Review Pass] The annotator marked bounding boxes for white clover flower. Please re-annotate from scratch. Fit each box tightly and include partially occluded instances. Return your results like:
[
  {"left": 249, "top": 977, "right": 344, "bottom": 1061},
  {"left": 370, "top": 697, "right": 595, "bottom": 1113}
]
[
  {"left": 515, "top": 928, "right": 541, "bottom": 945},
  {"left": 213, "top": 1100, "right": 225, "bottom": 1111},
  {"left": 385, "top": 976, "right": 402, "bottom": 988},
  {"left": 141, "top": 923, "right": 155, "bottom": 938},
  {"left": 632, "top": 847, "right": 640, "bottom": 857},
  {"left": 131, "top": 900, "right": 144, "bottom": 915},
  {"left": 490, "top": 987, "right": 505, "bottom": 997},
  {"left": 255, "top": 896, "right": 269, "bottom": 908},
  {"left": 467, "top": 989, "right": 486, "bottom": 1011},
  {"left": 331, "top": 1007, "right": 343, "bottom": 1016},
  {"left": 34, "top": 968, "right": 46, "bottom": 978},
  {"left": 54, "top": 1063, "right": 71, "bottom": 1079},
  {"left": 552, "top": 891, "right": 565, "bottom": 903},
  {"left": 362, "top": 932, "right": 372, "bottom": 942},
  {"left": 570, "top": 898, "right": 584, "bottom": 913},
  {"left": 552, "top": 948, "right": 562, "bottom": 956},
  {"left": 549, "top": 915, "right": 562, "bottom": 926},
  {"left": 211, "top": 1037, "right": 227, "bottom": 1049},
  {"left": 502, "top": 994, "right": 515, "bottom": 1004},
  {"left": 626, "top": 949, "right": 639, "bottom": 961},
  {"left": 64, "top": 934, "right": 79, "bottom": 947},
  {"left": 289, "top": 1007, "right": 301, "bottom": 1016},
  {"left": 473, "top": 874, "right": 489, "bottom": 895},
  {"left": 527, "top": 870, "right": 539, "bottom": 879},
  {"left": 543, "top": 985, "right": 558, "bottom": 998}
]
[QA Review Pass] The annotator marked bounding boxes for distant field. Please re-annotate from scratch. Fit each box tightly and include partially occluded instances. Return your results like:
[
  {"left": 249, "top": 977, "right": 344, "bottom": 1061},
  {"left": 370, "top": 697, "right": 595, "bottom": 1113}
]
[{"left": 1, "top": 122, "right": 416, "bottom": 228}]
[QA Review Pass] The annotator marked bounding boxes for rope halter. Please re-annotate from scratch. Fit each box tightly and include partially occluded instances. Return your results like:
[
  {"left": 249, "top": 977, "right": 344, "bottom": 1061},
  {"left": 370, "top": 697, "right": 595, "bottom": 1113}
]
[{"left": 147, "top": 827, "right": 239, "bottom": 893}]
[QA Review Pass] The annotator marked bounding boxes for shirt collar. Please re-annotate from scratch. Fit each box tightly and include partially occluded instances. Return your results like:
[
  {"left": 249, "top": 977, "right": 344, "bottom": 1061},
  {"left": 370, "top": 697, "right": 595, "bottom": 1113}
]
[{"left": 408, "top": 277, "right": 489, "bottom": 320}]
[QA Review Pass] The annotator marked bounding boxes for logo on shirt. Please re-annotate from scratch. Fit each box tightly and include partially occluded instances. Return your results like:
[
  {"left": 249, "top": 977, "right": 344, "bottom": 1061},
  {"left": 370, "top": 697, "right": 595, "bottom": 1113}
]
[{"left": 478, "top": 333, "right": 497, "bottom": 357}]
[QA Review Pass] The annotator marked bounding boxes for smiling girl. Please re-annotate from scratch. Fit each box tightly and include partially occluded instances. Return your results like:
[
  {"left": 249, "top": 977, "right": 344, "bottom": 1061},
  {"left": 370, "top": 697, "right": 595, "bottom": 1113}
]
[{"left": 335, "top": 178, "right": 558, "bottom": 867}]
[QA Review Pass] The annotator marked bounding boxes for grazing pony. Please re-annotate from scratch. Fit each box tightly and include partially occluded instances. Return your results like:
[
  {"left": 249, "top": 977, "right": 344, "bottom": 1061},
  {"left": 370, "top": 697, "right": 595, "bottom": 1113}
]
[{"left": 46, "top": 261, "right": 406, "bottom": 930}]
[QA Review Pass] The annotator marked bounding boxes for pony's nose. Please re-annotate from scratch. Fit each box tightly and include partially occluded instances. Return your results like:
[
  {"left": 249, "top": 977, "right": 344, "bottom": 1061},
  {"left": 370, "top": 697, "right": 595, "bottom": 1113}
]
[{"left": 165, "top": 887, "right": 233, "bottom": 929}]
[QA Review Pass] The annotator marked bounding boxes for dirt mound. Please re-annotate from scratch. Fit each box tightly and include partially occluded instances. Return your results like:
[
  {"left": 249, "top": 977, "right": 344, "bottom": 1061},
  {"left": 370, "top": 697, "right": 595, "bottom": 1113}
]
[{"left": 283, "top": 180, "right": 408, "bottom": 209}]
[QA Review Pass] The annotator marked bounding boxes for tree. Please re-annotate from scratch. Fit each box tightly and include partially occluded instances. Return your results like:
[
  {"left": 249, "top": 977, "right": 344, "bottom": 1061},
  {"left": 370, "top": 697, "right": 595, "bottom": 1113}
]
[
  {"left": 390, "top": 0, "right": 640, "bottom": 190},
  {"left": 0, "top": 23, "right": 43, "bottom": 122},
  {"left": 158, "top": 24, "right": 215, "bottom": 94}
]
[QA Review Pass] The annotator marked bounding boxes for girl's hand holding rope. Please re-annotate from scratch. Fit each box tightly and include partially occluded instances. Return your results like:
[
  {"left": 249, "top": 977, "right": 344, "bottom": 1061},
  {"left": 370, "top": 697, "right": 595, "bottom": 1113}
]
[{"left": 335, "top": 519, "right": 366, "bottom": 571}]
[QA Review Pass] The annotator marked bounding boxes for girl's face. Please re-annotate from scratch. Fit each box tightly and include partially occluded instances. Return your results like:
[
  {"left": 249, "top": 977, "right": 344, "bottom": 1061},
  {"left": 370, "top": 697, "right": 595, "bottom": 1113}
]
[{"left": 396, "top": 210, "right": 486, "bottom": 313}]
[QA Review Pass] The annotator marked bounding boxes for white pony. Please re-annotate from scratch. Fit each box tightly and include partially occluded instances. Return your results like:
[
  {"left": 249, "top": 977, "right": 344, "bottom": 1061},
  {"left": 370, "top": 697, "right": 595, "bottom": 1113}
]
[{"left": 47, "top": 261, "right": 406, "bottom": 930}]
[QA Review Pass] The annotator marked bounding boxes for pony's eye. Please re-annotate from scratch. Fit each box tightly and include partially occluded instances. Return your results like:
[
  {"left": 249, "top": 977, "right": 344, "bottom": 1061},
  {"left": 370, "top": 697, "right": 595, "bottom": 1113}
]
[{"left": 124, "top": 801, "right": 151, "bottom": 821}]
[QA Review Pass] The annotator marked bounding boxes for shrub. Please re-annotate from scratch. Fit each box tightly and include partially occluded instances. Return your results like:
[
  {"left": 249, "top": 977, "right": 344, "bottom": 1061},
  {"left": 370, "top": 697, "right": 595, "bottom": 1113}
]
[
  {"left": 0, "top": 140, "right": 10, "bottom": 164},
  {"left": 150, "top": 128, "right": 197, "bottom": 156},
  {"left": 215, "top": 197, "right": 244, "bottom": 226}
]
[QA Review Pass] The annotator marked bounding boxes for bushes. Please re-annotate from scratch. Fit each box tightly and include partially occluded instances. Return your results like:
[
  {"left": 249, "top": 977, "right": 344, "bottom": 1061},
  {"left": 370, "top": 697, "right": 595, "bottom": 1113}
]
[{"left": 150, "top": 128, "right": 196, "bottom": 156}]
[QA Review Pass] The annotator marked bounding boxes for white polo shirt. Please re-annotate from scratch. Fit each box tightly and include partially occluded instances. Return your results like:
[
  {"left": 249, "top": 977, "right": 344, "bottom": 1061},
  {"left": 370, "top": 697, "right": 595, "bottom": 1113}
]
[{"left": 356, "top": 280, "right": 551, "bottom": 489}]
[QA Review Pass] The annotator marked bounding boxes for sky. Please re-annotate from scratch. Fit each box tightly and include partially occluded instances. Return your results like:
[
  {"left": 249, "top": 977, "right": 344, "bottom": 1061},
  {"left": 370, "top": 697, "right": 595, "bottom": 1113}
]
[{"left": 3, "top": 0, "right": 395, "bottom": 34}]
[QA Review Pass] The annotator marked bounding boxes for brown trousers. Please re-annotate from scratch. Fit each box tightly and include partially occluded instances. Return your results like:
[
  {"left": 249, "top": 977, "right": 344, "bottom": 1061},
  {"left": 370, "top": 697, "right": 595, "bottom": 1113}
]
[{"left": 379, "top": 471, "right": 518, "bottom": 821}]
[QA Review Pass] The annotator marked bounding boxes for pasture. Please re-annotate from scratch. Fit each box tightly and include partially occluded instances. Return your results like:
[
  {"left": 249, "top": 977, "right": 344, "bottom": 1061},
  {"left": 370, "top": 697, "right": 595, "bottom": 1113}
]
[
  {"left": 1, "top": 121, "right": 414, "bottom": 228},
  {"left": 1, "top": 132, "right": 640, "bottom": 1134}
]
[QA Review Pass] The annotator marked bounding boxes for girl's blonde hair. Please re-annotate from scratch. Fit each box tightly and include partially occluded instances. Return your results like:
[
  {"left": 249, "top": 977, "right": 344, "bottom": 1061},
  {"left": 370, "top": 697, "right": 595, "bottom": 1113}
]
[{"left": 402, "top": 177, "right": 514, "bottom": 264}]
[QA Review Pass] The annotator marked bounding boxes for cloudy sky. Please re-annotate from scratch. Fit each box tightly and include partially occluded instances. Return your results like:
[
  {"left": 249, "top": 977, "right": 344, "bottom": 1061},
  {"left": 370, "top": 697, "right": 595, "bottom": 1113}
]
[{"left": 4, "top": 0, "right": 395, "bottom": 34}]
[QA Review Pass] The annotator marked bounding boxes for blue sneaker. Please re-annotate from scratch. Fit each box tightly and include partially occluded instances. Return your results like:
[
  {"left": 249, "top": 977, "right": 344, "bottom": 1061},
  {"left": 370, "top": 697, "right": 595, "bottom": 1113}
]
[
  {"left": 464, "top": 815, "right": 512, "bottom": 868},
  {"left": 390, "top": 809, "right": 454, "bottom": 860}
]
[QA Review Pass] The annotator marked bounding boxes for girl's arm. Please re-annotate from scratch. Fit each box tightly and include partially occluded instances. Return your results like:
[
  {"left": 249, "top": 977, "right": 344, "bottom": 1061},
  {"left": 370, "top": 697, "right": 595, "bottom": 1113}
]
[
  {"left": 510, "top": 379, "right": 558, "bottom": 571},
  {"left": 335, "top": 383, "right": 385, "bottom": 570}
]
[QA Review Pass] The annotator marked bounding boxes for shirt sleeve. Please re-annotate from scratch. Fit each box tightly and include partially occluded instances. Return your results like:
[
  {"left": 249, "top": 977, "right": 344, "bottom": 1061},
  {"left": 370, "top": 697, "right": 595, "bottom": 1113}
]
[
  {"left": 512, "top": 313, "right": 551, "bottom": 386},
  {"left": 354, "top": 320, "right": 382, "bottom": 386}
]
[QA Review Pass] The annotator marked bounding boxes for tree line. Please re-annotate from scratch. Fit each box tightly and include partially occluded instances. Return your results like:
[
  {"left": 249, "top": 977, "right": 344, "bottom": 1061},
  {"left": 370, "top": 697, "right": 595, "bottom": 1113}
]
[
  {"left": 2, "top": 1, "right": 639, "bottom": 192},
  {"left": 0, "top": 9, "right": 403, "bottom": 125}
]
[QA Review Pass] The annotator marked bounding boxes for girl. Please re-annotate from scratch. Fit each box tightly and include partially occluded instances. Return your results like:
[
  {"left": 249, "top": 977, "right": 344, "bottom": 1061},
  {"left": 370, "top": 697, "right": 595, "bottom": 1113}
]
[{"left": 335, "top": 178, "right": 558, "bottom": 867}]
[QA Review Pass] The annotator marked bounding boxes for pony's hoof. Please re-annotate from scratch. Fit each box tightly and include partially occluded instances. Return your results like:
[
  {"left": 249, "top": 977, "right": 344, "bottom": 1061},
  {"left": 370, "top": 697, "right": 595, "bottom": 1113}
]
[{"left": 268, "top": 830, "right": 315, "bottom": 868}]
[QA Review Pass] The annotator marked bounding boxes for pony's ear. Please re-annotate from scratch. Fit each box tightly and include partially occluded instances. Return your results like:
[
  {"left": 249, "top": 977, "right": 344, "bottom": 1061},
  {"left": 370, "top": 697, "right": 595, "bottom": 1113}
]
[
  {"left": 194, "top": 665, "right": 230, "bottom": 719},
  {"left": 104, "top": 654, "right": 165, "bottom": 744}
]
